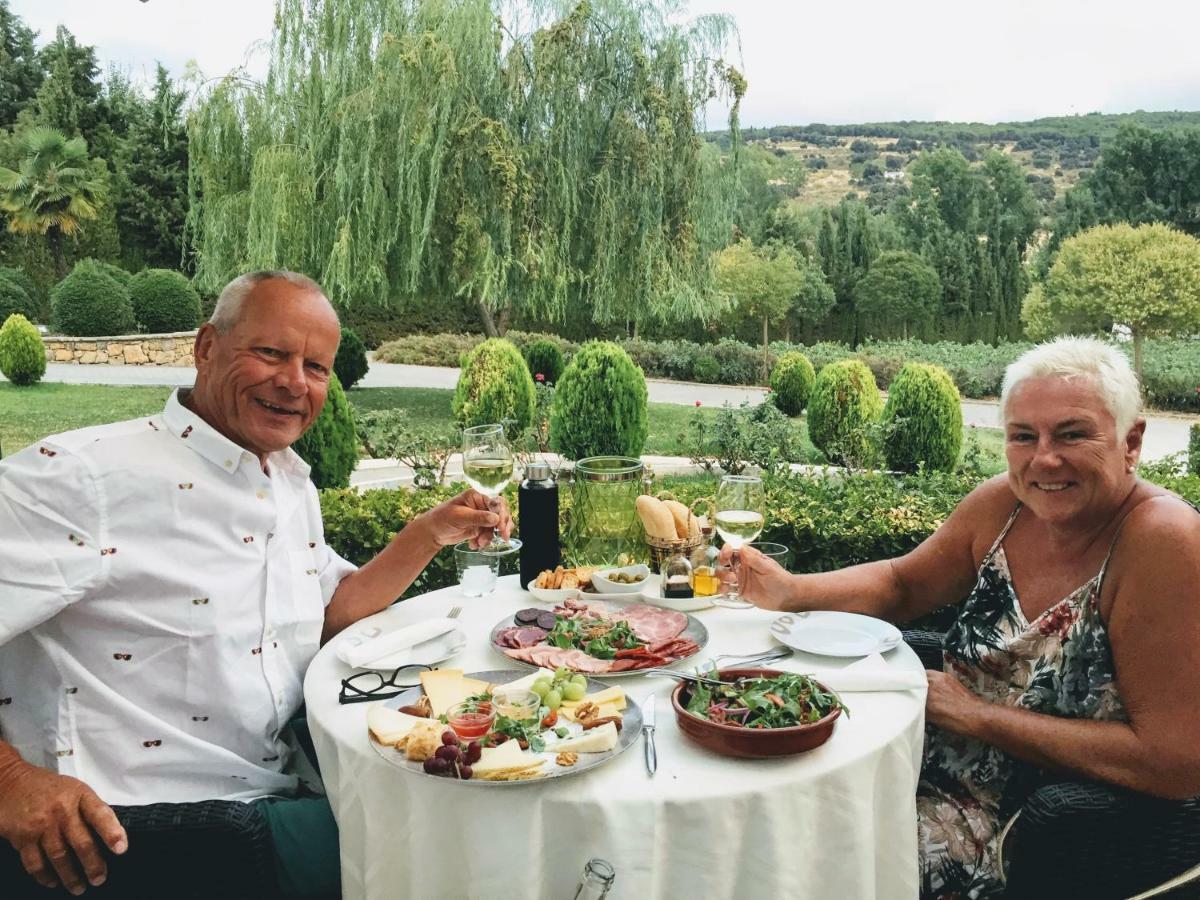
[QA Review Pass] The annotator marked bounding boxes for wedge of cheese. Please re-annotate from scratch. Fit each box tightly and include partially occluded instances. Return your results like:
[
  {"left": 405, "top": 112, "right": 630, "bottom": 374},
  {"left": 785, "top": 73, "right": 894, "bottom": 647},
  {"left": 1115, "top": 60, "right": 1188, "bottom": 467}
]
[
  {"left": 562, "top": 686, "right": 626, "bottom": 711},
  {"left": 561, "top": 702, "right": 623, "bottom": 724},
  {"left": 366, "top": 706, "right": 428, "bottom": 746},
  {"left": 472, "top": 740, "right": 546, "bottom": 780},
  {"left": 419, "top": 669, "right": 492, "bottom": 717},
  {"left": 545, "top": 721, "right": 619, "bottom": 753}
]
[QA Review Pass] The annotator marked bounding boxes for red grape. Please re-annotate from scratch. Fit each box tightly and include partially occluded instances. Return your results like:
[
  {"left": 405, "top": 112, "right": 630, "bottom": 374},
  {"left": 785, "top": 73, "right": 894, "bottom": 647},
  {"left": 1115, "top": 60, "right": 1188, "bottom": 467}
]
[
  {"left": 434, "top": 745, "right": 458, "bottom": 762},
  {"left": 441, "top": 730, "right": 459, "bottom": 747},
  {"left": 464, "top": 741, "right": 482, "bottom": 764},
  {"left": 459, "top": 764, "right": 473, "bottom": 780}
]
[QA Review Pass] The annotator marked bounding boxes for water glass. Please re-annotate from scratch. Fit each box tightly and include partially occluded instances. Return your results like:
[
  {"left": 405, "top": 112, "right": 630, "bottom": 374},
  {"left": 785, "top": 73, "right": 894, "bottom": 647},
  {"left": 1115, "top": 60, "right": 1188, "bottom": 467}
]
[{"left": 455, "top": 542, "right": 500, "bottom": 597}]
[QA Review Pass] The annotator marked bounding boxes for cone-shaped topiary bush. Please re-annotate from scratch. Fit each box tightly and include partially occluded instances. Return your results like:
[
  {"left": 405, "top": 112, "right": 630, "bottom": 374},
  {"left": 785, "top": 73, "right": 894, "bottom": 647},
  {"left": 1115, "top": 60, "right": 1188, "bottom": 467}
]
[
  {"left": 770, "top": 351, "right": 816, "bottom": 416},
  {"left": 550, "top": 341, "right": 648, "bottom": 459},
  {"left": 1188, "top": 423, "right": 1200, "bottom": 476},
  {"left": 51, "top": 261, "right": 135, "bottom": 336},
  {"left": 292, "top": 372, "right": 358, "bottom": 488},
  {"left": 452, "top": 338, "right": 535, "bottom": 440},
  {"left": 524, "top": 338, "right": 565, "bottom": 384},
  {"left": 807, "top": 358, "right": 884, "bottom": 467},
  {"left": 334, "top": 327, "right": 369, "bottom": 389},
  {"left": 881, "top": 362, "right": 963, "bottom": 473},
  {"left": 0, "top": 272, "right": 36, "bottom": 325},
  {"left": 0, "top": 313, "right": 47, "bottom": 386},
  {"left": 129, "top": 268, "right": 202, "bottom": 333}
]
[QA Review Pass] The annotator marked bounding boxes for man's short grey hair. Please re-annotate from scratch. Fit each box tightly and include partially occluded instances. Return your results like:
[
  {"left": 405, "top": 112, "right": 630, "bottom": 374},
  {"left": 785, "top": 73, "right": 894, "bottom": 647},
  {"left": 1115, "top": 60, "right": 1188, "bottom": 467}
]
[
  {"left": 1000, "top": 336, "right": 1142, "bottom": 436},
  {"left": 208, "top": 270, "right": 331, "bottom": 334}
]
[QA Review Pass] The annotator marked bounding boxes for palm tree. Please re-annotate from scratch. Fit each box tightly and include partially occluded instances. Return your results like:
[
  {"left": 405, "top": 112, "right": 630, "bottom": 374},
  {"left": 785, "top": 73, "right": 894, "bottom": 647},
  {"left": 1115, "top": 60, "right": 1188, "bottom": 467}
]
[{"left": 0, "top": 126, "right": 104, "bottom": 277}]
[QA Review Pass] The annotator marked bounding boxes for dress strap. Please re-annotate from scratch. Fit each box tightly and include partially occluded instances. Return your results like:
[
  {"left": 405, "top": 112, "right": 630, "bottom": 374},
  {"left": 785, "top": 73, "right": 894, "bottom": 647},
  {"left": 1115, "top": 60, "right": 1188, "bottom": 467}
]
[
  {"left": 1097, "top": 497, "right": 1200, "bottom": 596},
  {"left": 983, "top": 503, "right": 1023, "bottom": 565}
]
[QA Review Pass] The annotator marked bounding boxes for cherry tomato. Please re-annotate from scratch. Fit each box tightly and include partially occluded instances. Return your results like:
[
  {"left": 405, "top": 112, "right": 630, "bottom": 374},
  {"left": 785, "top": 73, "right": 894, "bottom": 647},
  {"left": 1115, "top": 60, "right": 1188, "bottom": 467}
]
[{"left": 541, "top": 710, "right": 558, "bottom": 728}]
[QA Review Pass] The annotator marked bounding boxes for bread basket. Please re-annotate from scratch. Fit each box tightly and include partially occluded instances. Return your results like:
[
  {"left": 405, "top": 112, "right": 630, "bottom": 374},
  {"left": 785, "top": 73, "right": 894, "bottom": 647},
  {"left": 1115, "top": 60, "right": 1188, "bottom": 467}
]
[{"left": 644, "top": 494, "right": 713, "bottom": 573}]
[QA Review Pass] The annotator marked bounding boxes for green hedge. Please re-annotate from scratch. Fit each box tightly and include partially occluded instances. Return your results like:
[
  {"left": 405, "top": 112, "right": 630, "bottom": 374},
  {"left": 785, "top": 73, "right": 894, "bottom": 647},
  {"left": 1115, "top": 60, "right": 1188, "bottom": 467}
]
[
  {"left": 0, "top": 270, "right": 37, "bottom": 323},
  {"left": 550, "top": 341, "right": 648, "bottom": 460},
  {"left": 0, "top": 313, "right": 46, "bottom": 386},
  {"left": 770, "top": 352, "right": 816, "bottom": 416},
  {"left": 881, "top": 363, "right": 963, "bottom": 473},
  {"left": 452, "top": 338, "right": 536, "bottom": 440},
  {"left": 334, "top": 327, "right": 369, "bottom": 389},
  {"left": 1190, "top": 424, "right": 1200, "bottom": 477},
  {"left": 293, "top": 373, "right": 358, "bottom": 489},
  {"left": 129, "top": 268, "right": 202, "bottom": 333},
  {"left": 51, "top": 262, "right": 135, "bottom": 337}
]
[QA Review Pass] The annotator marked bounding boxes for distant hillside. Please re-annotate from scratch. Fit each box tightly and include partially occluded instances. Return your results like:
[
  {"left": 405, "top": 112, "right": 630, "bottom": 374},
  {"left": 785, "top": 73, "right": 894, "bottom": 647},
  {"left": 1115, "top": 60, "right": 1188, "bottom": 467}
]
[{"left": 711, "top": 110, "right": 1200, "bottom": 210}]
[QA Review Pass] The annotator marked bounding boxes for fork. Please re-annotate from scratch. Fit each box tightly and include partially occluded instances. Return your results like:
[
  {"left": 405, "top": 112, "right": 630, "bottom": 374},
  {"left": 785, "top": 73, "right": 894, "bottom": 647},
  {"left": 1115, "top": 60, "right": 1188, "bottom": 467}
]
[
  {"left": 447, "top": 606, "right": 462, "bottom": 619},
  {"left": 640, "top": 668, "right": 733, "bottom": 688},
  {"left": 708, "top": 646, "right": 793, "bottom": 668}
]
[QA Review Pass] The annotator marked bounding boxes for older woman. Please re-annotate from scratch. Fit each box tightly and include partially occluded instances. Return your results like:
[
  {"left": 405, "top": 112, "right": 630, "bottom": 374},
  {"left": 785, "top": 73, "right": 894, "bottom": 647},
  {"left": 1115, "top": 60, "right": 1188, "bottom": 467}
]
[{"left": 727, "top": 337, "right": 1200, "bottom": 898}]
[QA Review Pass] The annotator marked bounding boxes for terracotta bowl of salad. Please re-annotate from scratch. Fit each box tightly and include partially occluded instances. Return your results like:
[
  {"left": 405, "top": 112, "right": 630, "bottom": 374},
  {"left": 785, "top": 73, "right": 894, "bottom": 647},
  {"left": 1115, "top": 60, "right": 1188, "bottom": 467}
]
[{"left": 670, "top": 667, "right": 845, "bottom": 759}]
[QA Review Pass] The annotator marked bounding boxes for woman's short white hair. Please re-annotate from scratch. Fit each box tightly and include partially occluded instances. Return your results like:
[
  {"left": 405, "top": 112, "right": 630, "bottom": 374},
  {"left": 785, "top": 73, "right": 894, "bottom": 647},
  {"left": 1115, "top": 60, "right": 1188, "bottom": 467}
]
[
  {"left": 1000, "top": 336, "right": 1142, "bottom": 436},
  {"left": 208, "top": 270, "right": 330, "bottom": 334}
]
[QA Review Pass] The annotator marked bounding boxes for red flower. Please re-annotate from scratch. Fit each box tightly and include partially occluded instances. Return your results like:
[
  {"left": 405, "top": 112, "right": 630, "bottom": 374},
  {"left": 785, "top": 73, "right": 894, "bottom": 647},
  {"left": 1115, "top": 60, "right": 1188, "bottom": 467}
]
[
  {"left": 695, "top": 400, "right": 701, "bottom": 407},
  {"left": 536, "top": 373, "right": 545, "bottom": 382}
]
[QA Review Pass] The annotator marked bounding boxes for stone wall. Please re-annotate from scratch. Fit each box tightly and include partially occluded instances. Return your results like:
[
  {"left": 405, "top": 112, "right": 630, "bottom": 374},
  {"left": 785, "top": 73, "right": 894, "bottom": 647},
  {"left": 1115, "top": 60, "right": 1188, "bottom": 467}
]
[{"left": 42, "top": 331, "right": 197, "bottom": 366}]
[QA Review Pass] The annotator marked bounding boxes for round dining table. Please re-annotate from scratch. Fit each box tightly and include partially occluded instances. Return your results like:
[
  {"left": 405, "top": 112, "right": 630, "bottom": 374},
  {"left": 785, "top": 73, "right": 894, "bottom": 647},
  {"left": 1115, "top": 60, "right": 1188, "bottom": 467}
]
[{"left": 303, "top": 575, "right": 929, "bottom": 900}]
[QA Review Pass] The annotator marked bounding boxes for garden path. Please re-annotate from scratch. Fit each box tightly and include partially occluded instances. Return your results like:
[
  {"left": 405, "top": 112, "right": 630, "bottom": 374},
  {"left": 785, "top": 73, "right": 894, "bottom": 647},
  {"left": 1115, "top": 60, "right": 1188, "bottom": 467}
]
[{"left": 20, "top": 360, "right": 1197, "bottom": 464}]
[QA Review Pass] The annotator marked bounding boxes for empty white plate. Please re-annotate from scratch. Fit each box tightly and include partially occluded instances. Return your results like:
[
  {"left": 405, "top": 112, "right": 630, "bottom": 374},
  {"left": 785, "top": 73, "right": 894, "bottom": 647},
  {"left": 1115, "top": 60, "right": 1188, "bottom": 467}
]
[{"left": 770, "top": 611, "right": 902, "bottom": 658}]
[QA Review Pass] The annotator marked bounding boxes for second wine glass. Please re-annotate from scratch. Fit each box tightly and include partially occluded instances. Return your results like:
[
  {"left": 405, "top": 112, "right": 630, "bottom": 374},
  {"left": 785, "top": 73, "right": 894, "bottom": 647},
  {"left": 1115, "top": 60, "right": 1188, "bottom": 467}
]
[
  {"left": 712, "top": 474, "right": 765, "bottom": 609},
  {"left": 462, "top": 423, "right": 521, "bottom": 554}
]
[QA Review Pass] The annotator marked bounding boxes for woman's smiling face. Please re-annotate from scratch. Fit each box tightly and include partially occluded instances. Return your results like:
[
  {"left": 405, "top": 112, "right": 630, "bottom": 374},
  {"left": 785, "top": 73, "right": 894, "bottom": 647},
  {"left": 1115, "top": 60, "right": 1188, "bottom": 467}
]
[{"left": 1004, "top": 375, "right": 1144, "bottom": 525}]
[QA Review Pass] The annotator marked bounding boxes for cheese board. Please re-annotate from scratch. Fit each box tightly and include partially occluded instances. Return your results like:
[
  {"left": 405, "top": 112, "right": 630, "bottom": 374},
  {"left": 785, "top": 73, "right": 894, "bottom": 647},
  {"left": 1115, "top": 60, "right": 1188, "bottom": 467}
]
[{"left": 367, "top": 668, "right": 644, "bottom": 785}]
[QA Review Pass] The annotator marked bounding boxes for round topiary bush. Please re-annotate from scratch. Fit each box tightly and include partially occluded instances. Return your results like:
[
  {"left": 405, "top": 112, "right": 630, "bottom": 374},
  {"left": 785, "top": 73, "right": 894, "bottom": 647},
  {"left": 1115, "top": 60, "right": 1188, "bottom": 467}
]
[
  {"left": 807, "top": 359, "right": 884, "bottom": 467},
  {"left": 0, "top": 313, "right": 47, "bottom": 386},
  {"left": 334, "top": 327, "right": 369, "bottom": 389},
  {"left": 692, "top": 354, "right": 720, "bottom": 383},
  {"left": 550, "top": 341, "right": 648, "bottom": 459},
  {"left": 128, "top": 268, "right": 202, "bottom": 333},
  {"left": 524, "top": 338, "right": 565, "bottom": 384},
  {"left": 51, "top": 262, "right": 135, "bottom": 337},
  {"left": 881, "top": 363, "right": 963, "bottom": 473},
  {"left": 292, "top": 372, "right": 358, "bottom": 489},
  {"left": 0, "top": 272, "right": 36, "bottom": 325},
  {"left": 80, "top": 258, "right": 133, "bottom": 290},
  {"left": 452, "top": 338, "right": 536, "bottom": 440},
  {"left": 770, "top": 351, "right": 816, "bottom": 416},
  {"left": 1188, "top": 423, "right": 1200, "bottom": 476}
]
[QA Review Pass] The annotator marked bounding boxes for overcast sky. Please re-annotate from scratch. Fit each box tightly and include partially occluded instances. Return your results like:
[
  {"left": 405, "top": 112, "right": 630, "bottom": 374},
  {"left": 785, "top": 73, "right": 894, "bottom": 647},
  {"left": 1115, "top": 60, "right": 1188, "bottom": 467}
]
[{"left": 12, "top": 0, "right": 1200, "bottom": 129}]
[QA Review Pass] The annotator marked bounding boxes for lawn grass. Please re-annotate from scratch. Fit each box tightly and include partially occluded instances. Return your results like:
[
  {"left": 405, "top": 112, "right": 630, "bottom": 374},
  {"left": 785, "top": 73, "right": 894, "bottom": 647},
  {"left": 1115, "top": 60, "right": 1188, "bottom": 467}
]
[{"left": 2, "top": 382, "right": 1007, "bottom": 475}]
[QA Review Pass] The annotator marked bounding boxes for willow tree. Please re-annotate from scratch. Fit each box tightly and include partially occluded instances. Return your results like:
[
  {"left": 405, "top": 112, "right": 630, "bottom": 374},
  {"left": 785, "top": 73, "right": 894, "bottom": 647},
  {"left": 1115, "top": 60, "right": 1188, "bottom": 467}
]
[{"left": 187, "top": 0, "right": 744, "bottom": 336}]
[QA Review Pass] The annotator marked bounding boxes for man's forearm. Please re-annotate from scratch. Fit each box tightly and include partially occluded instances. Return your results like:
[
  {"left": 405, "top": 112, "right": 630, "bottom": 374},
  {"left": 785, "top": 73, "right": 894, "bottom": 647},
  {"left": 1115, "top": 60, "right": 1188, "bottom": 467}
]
[{"left": 321, "top": 515, "right": 442, "bottom": 643}]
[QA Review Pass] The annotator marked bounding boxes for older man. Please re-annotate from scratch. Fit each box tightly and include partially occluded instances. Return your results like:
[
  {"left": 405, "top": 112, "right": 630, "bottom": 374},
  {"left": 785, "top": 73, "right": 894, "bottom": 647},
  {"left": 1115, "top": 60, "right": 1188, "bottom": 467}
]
[{"left": 0, "top": 271, "right": 510, "bottom": 897}]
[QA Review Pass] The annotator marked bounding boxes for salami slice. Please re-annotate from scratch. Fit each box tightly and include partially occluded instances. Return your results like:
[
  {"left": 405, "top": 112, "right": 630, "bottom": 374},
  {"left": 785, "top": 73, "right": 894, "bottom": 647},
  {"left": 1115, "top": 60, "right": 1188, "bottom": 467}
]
[{"left": 615, "top": 605, "right": 687, "bottom": 644}]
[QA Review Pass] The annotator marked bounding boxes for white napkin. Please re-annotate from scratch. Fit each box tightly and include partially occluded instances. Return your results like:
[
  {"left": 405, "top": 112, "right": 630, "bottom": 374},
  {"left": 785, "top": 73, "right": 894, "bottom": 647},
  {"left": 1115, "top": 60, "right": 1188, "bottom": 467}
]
[
  {"left": 806, "top": 653, "right": 927, "bottom": 693},
  {"left": 339, "top": 618, "right": 459, "bottom": 669}
]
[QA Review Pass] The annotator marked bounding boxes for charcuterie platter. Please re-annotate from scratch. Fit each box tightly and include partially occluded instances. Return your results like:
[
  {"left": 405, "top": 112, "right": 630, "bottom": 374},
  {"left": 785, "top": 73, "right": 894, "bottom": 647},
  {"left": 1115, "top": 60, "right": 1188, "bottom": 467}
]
[
  {"left": 367, "top": 668, "right": 643, "bottom": 784},
  {"left": 490, "top": 596, "right": 709, "bottom": 678}
]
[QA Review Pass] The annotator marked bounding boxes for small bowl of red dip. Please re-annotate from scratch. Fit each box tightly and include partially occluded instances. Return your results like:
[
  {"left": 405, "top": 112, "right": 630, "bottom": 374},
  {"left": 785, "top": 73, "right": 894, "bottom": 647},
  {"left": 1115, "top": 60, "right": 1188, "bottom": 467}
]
[{"left": 447, "top": 700, "right": 495, "bottom": 741}]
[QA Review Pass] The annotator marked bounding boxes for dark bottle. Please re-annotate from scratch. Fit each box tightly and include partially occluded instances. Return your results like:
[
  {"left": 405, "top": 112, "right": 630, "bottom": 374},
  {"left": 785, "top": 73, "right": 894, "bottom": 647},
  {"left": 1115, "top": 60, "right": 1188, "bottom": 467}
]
[{"left": 519, "top": 462, "right": 560, "bottom": 589}]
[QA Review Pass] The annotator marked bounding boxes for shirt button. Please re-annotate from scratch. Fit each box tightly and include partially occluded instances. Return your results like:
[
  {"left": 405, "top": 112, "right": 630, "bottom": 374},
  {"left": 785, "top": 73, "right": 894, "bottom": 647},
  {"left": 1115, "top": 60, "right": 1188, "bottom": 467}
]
[{"left": 224, "top": 459, "right": 234, "bottom": 469}]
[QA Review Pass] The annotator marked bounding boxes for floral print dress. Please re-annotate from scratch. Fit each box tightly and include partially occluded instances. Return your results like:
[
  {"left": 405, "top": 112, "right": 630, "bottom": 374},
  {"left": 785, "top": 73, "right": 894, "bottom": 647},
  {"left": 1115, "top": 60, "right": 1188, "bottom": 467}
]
[{"left": 917, "top": 503, "right": 1129, "bottom": 899}]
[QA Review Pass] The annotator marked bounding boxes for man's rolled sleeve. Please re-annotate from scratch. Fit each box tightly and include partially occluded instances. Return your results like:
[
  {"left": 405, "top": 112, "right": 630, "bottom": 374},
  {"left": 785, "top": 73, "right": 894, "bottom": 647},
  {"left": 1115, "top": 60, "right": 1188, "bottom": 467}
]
[
  {"left": 0, "top": 442, "right": 104, "bottom": 645},
  {"left": 315, "top": 544, "right": 357, "bottom": 607}
]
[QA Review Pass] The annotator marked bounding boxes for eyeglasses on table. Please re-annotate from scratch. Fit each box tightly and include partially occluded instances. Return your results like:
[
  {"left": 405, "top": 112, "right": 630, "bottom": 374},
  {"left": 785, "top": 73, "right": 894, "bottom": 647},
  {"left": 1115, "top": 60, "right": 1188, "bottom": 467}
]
[{"left": 339, "top": 663, "right": 431, "bottom": 705}]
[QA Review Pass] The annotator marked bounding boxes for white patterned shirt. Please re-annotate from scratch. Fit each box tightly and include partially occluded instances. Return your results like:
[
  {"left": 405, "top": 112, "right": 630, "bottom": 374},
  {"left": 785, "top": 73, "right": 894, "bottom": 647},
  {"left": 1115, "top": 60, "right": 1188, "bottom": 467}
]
[{"left": 0, "top": 389, "right": 357, "bottom": 805}]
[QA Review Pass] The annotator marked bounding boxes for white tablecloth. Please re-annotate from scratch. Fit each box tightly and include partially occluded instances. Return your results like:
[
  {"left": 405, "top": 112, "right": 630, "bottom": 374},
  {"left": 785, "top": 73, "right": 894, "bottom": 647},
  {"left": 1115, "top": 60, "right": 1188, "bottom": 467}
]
[{"left": 303, "top": 576, "right": 928, "bottom": 900}]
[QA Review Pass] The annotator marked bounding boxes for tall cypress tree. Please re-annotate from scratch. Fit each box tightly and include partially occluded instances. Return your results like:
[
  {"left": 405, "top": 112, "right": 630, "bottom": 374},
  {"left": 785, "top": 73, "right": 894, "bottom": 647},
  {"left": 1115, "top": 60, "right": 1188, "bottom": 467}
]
[{"left": 0, "top": 1, "right": 43, "bottom": 126}]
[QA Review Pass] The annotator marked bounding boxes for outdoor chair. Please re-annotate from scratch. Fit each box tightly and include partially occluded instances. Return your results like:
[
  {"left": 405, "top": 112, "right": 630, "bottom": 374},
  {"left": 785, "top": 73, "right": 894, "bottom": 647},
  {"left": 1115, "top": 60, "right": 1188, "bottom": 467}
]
[
  {"left": 0, "top": 798, "right": 282, "bottom": 899},
  {"left": 904, "top": 629, "right": 1200, "bottom": 899}
]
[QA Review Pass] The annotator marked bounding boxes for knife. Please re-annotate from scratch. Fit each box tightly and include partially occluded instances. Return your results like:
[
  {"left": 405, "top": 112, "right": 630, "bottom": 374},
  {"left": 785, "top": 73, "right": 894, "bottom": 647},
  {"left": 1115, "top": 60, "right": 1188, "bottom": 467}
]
[{"left": 642, "top": 695, "right": 657, "bottom": 776}]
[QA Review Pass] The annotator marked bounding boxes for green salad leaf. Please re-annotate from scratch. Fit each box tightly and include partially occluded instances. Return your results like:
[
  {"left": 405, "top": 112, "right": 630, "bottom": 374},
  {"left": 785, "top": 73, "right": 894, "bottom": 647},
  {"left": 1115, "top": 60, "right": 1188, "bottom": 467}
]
[{"left": 684, "top": 672, "right": 847, "bottom": 729}]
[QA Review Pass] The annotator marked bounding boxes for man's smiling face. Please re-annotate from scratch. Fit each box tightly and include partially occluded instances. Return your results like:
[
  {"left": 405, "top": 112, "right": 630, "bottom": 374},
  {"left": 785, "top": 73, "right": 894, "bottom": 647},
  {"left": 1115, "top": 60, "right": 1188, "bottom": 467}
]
[{"left": 192, "top": 278, "right": 340, "bottom": 459}]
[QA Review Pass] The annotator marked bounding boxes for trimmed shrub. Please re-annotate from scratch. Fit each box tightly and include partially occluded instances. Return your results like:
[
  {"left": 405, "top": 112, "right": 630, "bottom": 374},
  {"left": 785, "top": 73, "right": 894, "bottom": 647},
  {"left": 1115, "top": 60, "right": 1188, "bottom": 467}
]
[
  {"left": 550, "top": 341, "right": 648, "bottom": 459},
  {"left": 1189, "top": 424, "right": 1200, "bottom": 477},
  {"left": 129, "top": 268, "right": 202, "bottom": 333},
  {"left": 452, "top": 338, "right": 536, "bottom": 440},
  {"left": 51, "top": 262, "right": 135, "bottom": 337},
  {"left": 0, "top": 313, "right": 46, "bottom": 386},
  {"left": 807, "top": 359, "right": 884, "bottom": 466},
  {"left": 770, "top": 352, "right": 816, "bottom": 416},
  {"left": 524, "top": 338, "right": 565, "bottom": 384},
  {"left": 0, "top": 272, "right": 36, "bottom": 324},
  {"left": 292, "top": 373, "right": 358, "bottom": 489},
  {"left": 79, "top": 258, "right": 133, "bottom": 290},
  {"left": 692, "top": 354, "right": 720, "bottom": 383},
  {"left": 881, "top": 363, "right": 963, "bottom": 473},
  {"left": 334, "top": 327, "right": 369, "bottom": 389}
]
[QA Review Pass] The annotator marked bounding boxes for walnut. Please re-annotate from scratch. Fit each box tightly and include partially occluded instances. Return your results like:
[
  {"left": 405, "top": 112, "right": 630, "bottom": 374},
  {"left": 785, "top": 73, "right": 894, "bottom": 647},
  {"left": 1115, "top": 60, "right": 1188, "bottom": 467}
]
[
  {"left": 584, "top": 624, "right": 612, "bottom": 640},
  {"left": 555, "top": 751, "right": 579, "bottom": 767},
  {"left": 574, "top": 701, "right": 600, "bottom": 724}
]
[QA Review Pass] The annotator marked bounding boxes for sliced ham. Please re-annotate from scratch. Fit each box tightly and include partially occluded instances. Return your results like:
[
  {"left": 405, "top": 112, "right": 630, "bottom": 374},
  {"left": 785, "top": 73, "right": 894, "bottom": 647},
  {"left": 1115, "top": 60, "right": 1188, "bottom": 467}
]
[
  {"left": 615, "top": 605, "right": 687, "bottom": 644},
  {"left": 495, "top": 625, "right": 549, "bottom": 649},
  {"left": 502, "top": 646, "right": 612, "bottom": 673}
]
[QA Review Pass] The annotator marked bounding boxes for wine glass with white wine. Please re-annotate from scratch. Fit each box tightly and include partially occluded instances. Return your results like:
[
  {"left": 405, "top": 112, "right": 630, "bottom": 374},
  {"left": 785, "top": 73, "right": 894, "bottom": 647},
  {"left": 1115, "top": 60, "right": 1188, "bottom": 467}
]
[
  {"left": 712, "top": 474, "right": 765, "bottom": 609},
  {"left": 462, "top": 424, "right": 522, "bottom": 554}
]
